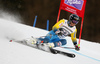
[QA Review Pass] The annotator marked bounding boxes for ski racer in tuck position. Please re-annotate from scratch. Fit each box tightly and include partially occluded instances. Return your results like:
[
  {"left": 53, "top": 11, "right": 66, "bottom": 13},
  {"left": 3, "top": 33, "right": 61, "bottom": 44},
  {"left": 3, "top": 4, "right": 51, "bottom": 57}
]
[{"left": 26, "top": 14, "right": 80, "bottom": 51}]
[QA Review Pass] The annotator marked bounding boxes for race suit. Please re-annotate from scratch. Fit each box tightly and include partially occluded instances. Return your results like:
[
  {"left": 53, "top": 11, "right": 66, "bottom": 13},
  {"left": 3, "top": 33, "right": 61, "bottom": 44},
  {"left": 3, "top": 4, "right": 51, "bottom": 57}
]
[{"left": 39, "top": 19, "right": 77, "bottom": 47}]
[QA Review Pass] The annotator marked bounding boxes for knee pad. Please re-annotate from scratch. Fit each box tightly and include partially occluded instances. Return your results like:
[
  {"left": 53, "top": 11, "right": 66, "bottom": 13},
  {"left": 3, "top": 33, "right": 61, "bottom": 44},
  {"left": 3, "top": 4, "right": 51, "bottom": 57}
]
[{"left": 53, "top": 41, "right": 62, "bottom": 47}]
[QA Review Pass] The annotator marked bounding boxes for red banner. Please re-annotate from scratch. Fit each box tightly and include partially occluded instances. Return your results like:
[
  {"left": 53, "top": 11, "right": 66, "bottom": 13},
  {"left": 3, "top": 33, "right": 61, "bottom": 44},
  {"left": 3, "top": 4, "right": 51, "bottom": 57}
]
[{"left": 60, "top": 0, "right": 86, "bottom": 18}]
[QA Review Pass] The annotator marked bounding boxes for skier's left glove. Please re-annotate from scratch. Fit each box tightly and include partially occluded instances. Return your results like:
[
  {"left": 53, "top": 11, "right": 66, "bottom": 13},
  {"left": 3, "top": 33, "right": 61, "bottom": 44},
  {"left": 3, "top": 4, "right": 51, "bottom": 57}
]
[{"left": 75, "top": 44, "right": 80, "bottom": 51}]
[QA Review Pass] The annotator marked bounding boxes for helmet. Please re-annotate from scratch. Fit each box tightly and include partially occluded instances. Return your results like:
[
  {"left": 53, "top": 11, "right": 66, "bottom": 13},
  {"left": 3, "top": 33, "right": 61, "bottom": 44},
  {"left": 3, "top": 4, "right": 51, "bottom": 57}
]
[{"left": 69, "top": 14, "right": 79, "bottom": 25}]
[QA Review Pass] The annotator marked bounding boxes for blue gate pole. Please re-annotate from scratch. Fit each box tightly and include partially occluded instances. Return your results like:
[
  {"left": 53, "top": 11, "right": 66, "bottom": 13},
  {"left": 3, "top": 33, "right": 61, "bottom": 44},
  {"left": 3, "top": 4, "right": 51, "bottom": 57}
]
[
  {"left": 47, "top": 20, "right": 49, "bottom": 31},
  {"left": 33, "top": 16, "right": 37, "bottom": 27}
]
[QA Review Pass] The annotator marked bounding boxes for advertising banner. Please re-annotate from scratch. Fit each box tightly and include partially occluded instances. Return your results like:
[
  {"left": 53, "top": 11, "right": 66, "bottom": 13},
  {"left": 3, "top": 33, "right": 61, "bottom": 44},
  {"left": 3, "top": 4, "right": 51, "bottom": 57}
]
[{"left": 60, "top": 0, "right": 86, "bottom": 18}]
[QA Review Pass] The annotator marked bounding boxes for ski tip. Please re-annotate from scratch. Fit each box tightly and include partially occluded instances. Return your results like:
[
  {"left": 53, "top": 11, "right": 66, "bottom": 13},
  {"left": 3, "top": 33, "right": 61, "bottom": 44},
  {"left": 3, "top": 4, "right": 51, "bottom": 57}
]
[{"left": 9, "top": 40, "right": 12, "bottom": 42}]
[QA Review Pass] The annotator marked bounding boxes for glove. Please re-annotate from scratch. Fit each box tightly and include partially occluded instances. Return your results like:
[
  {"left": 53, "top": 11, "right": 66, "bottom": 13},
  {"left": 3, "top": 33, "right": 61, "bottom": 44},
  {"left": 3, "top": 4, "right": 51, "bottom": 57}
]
[
  {"left": 75, "top": 44, "right": 80, "bottom": 51},
  {"left": 55, "top": 30, "right": 63, "bottom": 36}
]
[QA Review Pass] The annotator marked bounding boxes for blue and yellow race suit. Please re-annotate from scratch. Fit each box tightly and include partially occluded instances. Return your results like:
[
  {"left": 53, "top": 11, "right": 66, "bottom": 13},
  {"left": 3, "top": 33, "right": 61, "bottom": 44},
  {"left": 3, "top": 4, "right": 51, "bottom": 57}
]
[{"left": 40, "top": 19, "right": 77, "bottom": 47}]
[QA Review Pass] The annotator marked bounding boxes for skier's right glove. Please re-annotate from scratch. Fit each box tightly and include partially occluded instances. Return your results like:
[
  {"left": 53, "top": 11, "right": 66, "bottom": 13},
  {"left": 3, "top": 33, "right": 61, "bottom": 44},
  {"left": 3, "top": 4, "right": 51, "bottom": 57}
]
[{"left": 75, "top": 44, "right": 80, "bottom": 51}]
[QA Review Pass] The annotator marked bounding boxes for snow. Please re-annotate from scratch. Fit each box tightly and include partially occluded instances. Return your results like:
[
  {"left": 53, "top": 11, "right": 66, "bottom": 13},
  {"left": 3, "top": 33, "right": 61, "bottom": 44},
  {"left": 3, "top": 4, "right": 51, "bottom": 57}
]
[{"left": 0, "top": 17, "right": 100, "bottom": 64}]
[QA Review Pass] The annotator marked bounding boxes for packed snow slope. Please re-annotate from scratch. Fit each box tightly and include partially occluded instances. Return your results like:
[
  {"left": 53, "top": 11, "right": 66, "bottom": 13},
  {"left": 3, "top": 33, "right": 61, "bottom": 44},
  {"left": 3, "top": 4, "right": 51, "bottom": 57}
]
[{"left": 0, "top": 18, "right": 100, "bottom": 64}]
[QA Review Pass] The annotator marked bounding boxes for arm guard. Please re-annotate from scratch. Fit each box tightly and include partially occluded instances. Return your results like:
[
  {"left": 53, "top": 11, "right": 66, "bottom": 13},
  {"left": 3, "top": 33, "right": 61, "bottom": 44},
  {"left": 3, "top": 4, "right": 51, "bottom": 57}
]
[{"left": 71, "top": 29, "right": 77, "bottom": 45}]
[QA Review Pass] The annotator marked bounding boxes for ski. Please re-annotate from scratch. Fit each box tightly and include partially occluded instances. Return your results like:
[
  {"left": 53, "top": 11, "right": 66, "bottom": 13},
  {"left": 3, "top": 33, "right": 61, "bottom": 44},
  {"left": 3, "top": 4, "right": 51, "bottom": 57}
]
[
  {"left": 9, "top": 38, "right": 75, "bottom": 58},
  {"left": 49, "top": 48, "right": 75, "bottom": 58}
]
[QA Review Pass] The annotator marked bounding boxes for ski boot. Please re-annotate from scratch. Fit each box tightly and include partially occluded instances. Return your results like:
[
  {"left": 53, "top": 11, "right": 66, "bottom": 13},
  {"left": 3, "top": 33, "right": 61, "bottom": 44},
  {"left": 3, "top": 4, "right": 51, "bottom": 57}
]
[
  {"left": 38, "top": 41, "right": 54, "bottom": 51},
  {"left": 23, "top": 37, "right": 38, "bottom": 47}
]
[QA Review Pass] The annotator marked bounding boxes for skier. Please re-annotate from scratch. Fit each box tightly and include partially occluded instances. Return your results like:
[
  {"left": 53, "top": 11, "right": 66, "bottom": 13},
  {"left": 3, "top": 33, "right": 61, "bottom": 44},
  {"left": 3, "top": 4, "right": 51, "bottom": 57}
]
[
  {"left": 26, "top": 14, "right": 80, "bottom": 51},
  {"left": 35, "top": 14, "right": 80, "bottom": 51}
]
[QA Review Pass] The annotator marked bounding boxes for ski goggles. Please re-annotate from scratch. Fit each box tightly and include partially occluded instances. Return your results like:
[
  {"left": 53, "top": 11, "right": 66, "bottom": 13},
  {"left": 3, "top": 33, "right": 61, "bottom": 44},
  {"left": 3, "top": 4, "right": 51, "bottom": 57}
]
[{"left": 72, "top": 20, "right": 78, "bottom": 24}]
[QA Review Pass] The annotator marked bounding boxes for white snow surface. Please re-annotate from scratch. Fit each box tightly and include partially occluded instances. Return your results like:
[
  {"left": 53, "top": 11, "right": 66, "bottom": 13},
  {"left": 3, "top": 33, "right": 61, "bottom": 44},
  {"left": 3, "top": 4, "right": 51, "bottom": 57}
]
[{"left": 0, "top": 18, "right": 100, "bottom": 64}]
